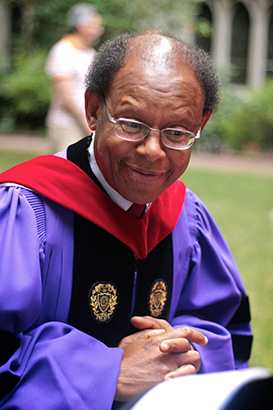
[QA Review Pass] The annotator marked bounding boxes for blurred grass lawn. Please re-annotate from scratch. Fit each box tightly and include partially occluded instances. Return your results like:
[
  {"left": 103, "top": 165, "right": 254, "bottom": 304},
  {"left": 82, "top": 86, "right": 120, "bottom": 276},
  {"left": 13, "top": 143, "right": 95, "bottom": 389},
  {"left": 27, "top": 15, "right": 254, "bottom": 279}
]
[
  {"left": 0, "top": 150, "right": 37, "bottom": 171},
  {"left": 1, "top": 149, "right": 273, "bottom": 372}
]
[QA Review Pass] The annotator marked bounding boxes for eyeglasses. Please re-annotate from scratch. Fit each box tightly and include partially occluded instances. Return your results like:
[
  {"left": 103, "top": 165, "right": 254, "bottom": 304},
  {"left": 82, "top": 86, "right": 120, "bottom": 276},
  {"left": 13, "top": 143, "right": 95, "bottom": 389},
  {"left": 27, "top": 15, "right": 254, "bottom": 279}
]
[{"left": 104, "top": 101, "right": 201, "bottom": 150}]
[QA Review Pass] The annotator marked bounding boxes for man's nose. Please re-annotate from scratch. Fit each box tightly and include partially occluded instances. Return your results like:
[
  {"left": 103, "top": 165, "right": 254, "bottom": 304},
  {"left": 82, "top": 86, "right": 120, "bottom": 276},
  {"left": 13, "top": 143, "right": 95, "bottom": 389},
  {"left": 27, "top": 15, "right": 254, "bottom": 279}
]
[{"left": 136, "top": 130, "right": 166, "bottom": 161}]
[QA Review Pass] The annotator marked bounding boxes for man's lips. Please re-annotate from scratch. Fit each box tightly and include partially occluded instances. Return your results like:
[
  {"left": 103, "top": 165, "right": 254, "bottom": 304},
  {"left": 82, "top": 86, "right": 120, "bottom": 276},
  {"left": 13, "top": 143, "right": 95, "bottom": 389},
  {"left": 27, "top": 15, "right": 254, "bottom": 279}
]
[{"left": 124, "top": 163, "right": 166, "bottom": 181}]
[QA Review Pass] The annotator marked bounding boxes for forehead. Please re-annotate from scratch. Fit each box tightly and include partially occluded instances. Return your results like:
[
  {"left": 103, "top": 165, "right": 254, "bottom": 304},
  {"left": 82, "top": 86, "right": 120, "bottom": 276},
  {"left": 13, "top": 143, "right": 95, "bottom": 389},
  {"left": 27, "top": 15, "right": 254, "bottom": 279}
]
[
  {"left": 108, "top": 35, "right": 204, "bottom": 106},
  {"left": 108, "top": 58, "right": 204, "bottom": 123}
]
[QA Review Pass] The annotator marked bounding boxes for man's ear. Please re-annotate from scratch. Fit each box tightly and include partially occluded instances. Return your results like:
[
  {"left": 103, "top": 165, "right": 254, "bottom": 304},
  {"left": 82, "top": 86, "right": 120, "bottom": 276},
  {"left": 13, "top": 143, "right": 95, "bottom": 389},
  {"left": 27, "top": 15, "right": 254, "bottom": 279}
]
[
  {"left": 200, "top": 110, "right": 212, "bottom": 132},
  {"left": 85, "top": 90, "right": 101, "bottom": 131},
  {"left": 192, "top": 111, "right": 212, "bottom": 148}
]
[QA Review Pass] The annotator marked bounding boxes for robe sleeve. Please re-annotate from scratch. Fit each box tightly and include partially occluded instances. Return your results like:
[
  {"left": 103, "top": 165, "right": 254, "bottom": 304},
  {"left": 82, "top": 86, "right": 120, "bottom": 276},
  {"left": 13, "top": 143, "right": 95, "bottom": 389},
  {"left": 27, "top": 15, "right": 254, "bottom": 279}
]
[
  {"left": 170, "top": 190, "right": 252, "bottom": 373},
  {"left": 0, "top": 185, "right": 123, "bottom": 410}
]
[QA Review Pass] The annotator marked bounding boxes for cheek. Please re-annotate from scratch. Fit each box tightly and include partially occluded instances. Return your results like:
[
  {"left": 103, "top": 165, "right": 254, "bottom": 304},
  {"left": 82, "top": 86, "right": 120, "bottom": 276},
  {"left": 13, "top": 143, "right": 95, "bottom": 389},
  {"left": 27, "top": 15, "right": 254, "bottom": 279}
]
[
  {"left": 95, "top": 133, "right": 131, "bottom": 172},
  {"left": 100, "top": 138, "right": 130, "bottom": 162},
  {"left": 169, "top": 151, "right": 191, "bottom": 178}
]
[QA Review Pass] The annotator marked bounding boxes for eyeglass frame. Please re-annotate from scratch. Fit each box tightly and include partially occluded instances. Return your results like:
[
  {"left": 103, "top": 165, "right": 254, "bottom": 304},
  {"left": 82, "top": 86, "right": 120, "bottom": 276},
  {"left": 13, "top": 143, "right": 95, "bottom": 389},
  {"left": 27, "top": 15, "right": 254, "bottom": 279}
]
[{"left": 103, "top": 99, "right": 201, "bottom": 151}]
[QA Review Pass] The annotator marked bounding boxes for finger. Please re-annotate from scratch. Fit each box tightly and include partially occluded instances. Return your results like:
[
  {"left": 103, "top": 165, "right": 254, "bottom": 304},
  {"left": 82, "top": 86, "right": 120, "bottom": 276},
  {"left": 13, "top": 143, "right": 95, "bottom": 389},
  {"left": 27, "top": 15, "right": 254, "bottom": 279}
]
[
  {"left": 147, "top": 329, "right": 166, "bottom": 338},
  {"left": 174, "top": 327, "right": 208, "bottom": 346},
  {"left": 118, "top": 327, "right": 161, "bottom": 348},
  {"left": 163, "top": 364, "right": 197, "bottom": 380},
  {"left": 178, "top": 349, "right": 202, "bottom": 372},
  {"left": 131, "top": 316, "right": 172, "bottom": 332},
  {"left": 160, "top": 338, "right": 191, "bottom": 353},
  {"left": 160, "top": 345, "right": 201, "bottom": 372},
  {"left": 156, "top": 327, "right": 208, "bottom": 348}
]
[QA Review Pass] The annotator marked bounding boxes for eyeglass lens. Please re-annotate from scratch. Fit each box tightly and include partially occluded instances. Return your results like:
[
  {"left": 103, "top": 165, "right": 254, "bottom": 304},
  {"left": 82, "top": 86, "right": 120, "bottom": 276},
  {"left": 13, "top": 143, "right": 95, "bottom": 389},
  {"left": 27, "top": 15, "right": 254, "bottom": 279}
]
[{"left": 115, "top": 119, "right": 195, "bottom": 149}]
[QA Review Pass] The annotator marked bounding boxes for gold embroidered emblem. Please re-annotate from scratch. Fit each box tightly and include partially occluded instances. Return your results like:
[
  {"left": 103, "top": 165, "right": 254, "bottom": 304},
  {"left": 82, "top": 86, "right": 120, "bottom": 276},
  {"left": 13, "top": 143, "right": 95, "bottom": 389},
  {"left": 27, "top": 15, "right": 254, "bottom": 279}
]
[
  {"left": 149, "top": 279, "right": 167, "bottom": 317},
  {"left": 89, "top": 282, "right": 119, "bottom": 323}
]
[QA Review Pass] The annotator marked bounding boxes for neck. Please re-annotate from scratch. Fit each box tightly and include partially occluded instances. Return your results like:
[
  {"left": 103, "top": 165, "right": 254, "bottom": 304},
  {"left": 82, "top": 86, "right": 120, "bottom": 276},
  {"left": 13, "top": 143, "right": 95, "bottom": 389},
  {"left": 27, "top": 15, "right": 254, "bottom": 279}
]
[{"left": 70, "top": 31, "right": 90, "bottom": 49}]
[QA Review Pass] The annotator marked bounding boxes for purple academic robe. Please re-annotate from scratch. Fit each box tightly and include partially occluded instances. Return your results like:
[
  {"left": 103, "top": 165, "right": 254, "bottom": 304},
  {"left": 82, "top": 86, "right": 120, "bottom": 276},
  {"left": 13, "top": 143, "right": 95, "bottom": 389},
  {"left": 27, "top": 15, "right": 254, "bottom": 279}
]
[{"left": 0, "top": 167, "right": 252, "bottom": 409}]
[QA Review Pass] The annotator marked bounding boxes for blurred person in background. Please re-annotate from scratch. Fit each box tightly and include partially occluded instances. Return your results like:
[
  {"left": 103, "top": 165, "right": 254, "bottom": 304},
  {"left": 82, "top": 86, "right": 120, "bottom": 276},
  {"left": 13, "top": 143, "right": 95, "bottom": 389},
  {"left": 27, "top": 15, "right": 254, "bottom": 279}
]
[{"left": 45, "top": 2, "right": 104, "bottom": 152}]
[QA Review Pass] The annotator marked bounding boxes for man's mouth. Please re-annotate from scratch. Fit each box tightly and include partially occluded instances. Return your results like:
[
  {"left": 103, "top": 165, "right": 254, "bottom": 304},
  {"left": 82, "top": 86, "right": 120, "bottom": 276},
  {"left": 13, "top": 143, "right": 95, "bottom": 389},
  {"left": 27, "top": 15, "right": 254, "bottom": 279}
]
[{"left": 124, "top": 163, "right": 166, "bottom": 182}]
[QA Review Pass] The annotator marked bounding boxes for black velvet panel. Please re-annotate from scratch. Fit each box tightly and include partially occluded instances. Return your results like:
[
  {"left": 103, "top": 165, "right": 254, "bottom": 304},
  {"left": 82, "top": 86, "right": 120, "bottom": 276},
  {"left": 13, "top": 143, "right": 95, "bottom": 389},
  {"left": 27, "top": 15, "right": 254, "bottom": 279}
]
[{"left": 67, "top": 138, "right": 174, "bottom": 347}]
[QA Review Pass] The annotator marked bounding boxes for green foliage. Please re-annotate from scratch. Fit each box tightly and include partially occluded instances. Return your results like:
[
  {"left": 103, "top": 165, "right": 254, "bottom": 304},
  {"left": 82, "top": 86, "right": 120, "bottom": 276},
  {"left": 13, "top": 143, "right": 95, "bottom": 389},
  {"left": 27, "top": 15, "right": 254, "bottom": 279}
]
[
  {"left": 12, "top": 0, "right": 77, "bottom": 51},
  {"left": 11, "top": 0, "right": 199, "bottom": 50},
  {"left": 0, "top": 51, "right": 50, "bottom": 132},
  {"left": 202, "top": 79, "right": 273, "bottom": 153}
]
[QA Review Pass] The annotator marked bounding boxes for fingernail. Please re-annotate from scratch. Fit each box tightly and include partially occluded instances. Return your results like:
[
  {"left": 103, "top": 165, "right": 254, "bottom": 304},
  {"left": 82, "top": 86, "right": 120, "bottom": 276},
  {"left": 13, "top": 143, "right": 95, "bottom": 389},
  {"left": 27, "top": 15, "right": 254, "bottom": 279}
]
[{"left": 161, "top": 341, "right": 170, "bottom": 351}]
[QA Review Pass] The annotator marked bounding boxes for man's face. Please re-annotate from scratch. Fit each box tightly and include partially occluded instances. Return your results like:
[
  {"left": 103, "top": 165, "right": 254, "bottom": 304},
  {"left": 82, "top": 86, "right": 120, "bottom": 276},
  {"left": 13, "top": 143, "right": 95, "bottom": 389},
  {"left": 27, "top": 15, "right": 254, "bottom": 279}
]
[{"left": 88, "top": 53, "right": 207, "bottom": 204}]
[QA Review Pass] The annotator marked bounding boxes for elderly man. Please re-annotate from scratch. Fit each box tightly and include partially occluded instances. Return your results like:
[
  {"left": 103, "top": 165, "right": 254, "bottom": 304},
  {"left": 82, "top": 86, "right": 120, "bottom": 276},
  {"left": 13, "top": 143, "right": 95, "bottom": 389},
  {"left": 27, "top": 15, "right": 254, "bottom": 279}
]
[{"left": 0, "top": 32, "right": 252, "bottom": 409}]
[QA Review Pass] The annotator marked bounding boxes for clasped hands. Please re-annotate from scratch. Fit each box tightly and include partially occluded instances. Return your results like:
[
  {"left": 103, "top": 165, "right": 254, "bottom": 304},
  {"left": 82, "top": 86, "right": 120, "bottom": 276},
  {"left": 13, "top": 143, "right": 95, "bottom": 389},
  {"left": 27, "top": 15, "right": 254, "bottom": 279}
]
[{"left": 115, "top": 316, "right": 208, "bottom": 402}]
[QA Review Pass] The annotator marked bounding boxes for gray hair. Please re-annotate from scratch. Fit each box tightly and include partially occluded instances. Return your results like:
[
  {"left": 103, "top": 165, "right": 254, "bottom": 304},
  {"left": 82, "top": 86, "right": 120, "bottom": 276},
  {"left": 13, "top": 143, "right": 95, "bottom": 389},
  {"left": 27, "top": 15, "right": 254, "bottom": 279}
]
[
  {"left": 67, "top": 3, "right": 98, "bottom": 33},
  {"left": 85, "top": 31, "right": 221, "bottom": 114}
]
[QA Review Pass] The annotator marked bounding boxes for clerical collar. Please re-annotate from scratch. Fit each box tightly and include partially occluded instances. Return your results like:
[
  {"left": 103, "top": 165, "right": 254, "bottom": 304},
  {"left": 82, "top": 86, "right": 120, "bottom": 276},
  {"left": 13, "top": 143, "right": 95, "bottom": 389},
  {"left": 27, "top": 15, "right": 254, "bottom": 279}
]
[{"left": 88, "top": 135, "right": 133, "bottom": 212}]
